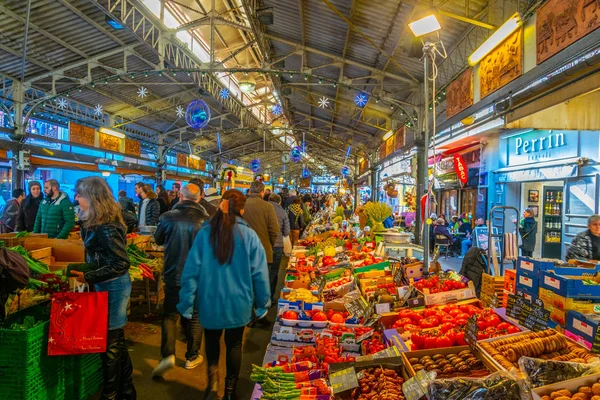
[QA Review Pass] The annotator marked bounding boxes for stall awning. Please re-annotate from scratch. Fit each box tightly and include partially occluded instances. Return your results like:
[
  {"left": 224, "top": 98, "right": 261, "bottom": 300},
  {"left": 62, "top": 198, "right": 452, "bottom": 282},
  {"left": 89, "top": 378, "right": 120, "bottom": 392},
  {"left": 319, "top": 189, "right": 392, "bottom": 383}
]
[{"left": 494, "top": 157, "right": 582, "bottom": 182}]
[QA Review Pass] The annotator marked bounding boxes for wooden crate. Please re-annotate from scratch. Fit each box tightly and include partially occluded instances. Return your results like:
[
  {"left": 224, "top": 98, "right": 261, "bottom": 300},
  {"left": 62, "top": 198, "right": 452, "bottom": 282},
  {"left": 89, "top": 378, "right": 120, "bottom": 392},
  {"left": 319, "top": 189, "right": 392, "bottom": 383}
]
[{"left": 29, "top": 247, "right": 52, "bottom": 260}]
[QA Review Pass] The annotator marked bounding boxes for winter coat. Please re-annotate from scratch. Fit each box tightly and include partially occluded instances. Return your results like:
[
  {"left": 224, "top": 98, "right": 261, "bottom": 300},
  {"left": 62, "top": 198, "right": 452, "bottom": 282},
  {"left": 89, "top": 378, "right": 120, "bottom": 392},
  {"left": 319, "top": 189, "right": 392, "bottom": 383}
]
[
  {"left": 519, "top": 217, "right": 538, "bottom": 252},
  {"left": 567, "top": 229, "right": 597, "bottom": 261},
  {"left": 288, "top": 204, "right": 304, "bottom": 231},
  {"left": 200, "top": 198, "right": 218, "bottom": 218},
  {"left": 33, "top": 192, "right": 75, "bottom": 239},
  {"left": 433, "top": 224, "right": 454, "bottom": 243},
  {"left": 177, "top": 217, "right": 271, "bottom": 329},
  {"left": 269, "top": 201, "right": 291, "bottom": 248},
  {"left": 118, "top": 196, "right": 136, "bottom": 214},
  {"left": 154, "top": 201, "right": 209, "bottom": 287},
  {"left": 243, "top": 194, "right": 280, "bottom": 263},
  {"left": 138, "top": 198, "right": 160, "bottom": 227},
  {"left": 459, "top": 247, "right": 487, "bottom": 296},
  {"left": 17, "top": 195, "right": 42, "bottom": 232},
  {"left": 81, "top": 221, "right": 130, "bottom": 285},
  {"left": 1, "top": 198, "right": 20, "bottom": 231},
  {"left": 157, "top": 198, "right": 170, "bottom": 215}
]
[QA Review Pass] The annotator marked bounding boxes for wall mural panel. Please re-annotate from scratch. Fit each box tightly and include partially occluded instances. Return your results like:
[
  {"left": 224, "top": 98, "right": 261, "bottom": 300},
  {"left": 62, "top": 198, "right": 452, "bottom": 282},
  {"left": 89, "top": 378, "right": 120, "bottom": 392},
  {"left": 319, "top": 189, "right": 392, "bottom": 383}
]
[
  {"left": 480, "top": 28, "right": 523, "bottom": 99},
  {"left": 446, "top": 69, "right": 473, "bottom": 118}
]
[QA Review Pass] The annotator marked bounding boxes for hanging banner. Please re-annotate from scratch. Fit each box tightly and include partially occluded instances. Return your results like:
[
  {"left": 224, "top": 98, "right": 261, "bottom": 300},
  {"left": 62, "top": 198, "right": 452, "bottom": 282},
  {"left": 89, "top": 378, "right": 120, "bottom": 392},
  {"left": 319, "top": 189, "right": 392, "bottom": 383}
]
[
  {"left": 69, "top": 122, "right": 95, "bottom": 147},
  {"left": 394, "top": 127, "right": 405, "bottom": 152},
  {"left": 453, "top": 153, "right": 468, "bottom": 185},
  {"left": 124, "top": 138, "right": 140, "bottom": 157},
  {"left": 176, "top": 153, "right": 188, "bottom": 167},
  {"left": 98, "top": 132, "right": 122, "bottom": 152}
]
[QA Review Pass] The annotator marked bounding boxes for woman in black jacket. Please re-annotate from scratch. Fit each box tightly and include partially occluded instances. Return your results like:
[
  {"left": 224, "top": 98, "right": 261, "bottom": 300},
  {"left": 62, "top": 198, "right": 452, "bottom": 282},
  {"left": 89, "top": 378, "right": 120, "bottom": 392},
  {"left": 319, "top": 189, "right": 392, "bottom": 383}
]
[
  {"left": 519, "top": 208, "right": 538, "bottom": 257},
  {"left": 156, "top": 185, "right": 171, "bottom": 214},
  {"left": 138, "top": 185, "right": 160, "bottom": 227},
  {"left": 70, "top": 177, "right": 136, "bottom": 400},
  {"left": 16, "top": 181, "right": 42, "bottom": 232}
]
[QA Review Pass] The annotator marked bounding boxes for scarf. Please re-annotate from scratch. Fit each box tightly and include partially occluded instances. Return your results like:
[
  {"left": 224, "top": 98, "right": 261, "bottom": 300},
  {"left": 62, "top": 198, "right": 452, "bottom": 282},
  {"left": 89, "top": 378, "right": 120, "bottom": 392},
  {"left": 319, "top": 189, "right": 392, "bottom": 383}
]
[{"left": 290, "top": 203, "right": 302, "bottom": 216}]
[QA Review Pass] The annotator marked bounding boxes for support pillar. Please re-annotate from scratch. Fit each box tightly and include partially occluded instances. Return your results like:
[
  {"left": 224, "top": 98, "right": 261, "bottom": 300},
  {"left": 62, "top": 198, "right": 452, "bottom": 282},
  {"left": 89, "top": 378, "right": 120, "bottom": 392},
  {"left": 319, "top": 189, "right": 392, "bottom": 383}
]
[
  {"left": 157, "top": 136, "right": 165, "bottom": 185},
  {"left": 12, "top": 81, "right": 26, "bottom": 190}
]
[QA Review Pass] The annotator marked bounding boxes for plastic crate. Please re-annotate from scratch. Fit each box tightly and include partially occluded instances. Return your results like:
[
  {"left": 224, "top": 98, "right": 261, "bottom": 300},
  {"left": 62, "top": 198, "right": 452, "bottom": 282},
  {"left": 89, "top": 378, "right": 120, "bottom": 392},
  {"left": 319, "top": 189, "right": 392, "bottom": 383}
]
[{"left": 64, "top": 354, "right": 103, "bottom": 400}]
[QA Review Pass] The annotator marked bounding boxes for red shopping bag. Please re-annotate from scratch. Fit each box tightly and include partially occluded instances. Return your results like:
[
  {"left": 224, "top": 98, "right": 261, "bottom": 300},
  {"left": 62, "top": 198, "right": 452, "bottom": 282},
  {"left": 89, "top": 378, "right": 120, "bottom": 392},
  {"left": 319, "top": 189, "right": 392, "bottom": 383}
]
[{"left": 48, "top": 291, "right": 108, "bottom": 355}]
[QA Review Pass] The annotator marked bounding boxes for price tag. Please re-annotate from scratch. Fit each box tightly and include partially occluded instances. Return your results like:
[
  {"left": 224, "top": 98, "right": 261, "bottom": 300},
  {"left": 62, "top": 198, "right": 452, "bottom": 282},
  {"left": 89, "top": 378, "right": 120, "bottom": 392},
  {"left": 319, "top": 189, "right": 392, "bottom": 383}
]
[
  {"left": 345, "top": 296, "right": 369, "bottom": 318},
  {"left": 464, "top": 314, "right": 479, "bottom": 350},
  {"left": 375, "top": 303, "right": 391, "bottom": 314},
  {"left": 403, "top": 370, "right": 434, "bottom": 400},
  {"left": 329, "top": 367, "right": 358, "bottom": 394},
  {"left": 480, "top": 292, "right": 499, "bottom": 309},
  {"left": 520, "top": 301, "right": 550, "bottom": 332},
  {"left": 506, "top": 294, "right": 523, "bottom": 320},
  {"left": 591, "top": 327, "right": 600, "bottom": 355}
]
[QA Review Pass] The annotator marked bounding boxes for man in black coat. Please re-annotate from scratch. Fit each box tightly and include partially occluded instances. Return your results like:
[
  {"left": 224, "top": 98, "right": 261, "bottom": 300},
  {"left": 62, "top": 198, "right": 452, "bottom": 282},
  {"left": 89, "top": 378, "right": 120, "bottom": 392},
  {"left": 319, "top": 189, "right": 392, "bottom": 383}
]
[{"left": 152, "top": 184, "right": 209, "bottom": 378}]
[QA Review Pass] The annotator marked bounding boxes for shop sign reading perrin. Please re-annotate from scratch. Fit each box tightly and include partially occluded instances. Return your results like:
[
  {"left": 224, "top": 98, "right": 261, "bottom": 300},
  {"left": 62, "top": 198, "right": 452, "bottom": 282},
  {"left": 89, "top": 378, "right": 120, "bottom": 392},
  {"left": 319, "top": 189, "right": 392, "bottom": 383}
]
[{"left": 505, "top": 130, "right": 578, "bottom": 166}]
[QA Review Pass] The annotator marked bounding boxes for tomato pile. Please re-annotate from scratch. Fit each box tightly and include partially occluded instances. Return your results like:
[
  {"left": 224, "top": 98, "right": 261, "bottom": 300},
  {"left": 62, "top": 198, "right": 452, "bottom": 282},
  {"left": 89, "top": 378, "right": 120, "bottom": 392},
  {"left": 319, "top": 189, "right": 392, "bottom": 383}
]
[
  {"left": 390, "top": 304, "right": 520, "bottom": 350},
  {"left": 355, "top": 254, "right": 383, "bottom": 267},
  {"left": 324, "top": 276, "right": 352, "bottom": 289},
  {"left": 329, "top": 325, "right": 373, "bottom": 338},
  {"left": 413, "top": 276, "right": 467, "bottom": 293},
  {"left": 362, "top": 338, "right": 386, "bottom": 354}
]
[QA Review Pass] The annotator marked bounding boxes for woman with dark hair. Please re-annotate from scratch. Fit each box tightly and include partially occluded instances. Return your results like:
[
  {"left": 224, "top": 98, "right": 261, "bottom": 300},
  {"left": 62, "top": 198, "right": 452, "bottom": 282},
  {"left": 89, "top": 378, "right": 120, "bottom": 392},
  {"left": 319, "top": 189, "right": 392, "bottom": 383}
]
[
  {"left": 155, "top": 184, "right": 171, "bottom": 214},
  {"left": 17, "top": 181, "right": 43, "bottom": 232},
  {"left": 69, "top": 177, "right": 136, "bottom": 400},
  {"left": 177, "top": 189, "right": 270, "bottom": 400},
  {"left": 519, "top": 208, "right": 538, "bottom": 257},
  {"left": 138, "top": 184, "right": 160, "bottom": 227}
]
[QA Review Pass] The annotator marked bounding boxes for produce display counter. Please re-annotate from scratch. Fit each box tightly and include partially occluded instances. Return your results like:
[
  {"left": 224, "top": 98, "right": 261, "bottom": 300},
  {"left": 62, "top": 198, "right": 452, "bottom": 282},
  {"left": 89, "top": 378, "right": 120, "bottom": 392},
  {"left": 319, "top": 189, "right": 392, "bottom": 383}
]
[{"left": 251, "top": 215, "right": 600, "bottom": 400}]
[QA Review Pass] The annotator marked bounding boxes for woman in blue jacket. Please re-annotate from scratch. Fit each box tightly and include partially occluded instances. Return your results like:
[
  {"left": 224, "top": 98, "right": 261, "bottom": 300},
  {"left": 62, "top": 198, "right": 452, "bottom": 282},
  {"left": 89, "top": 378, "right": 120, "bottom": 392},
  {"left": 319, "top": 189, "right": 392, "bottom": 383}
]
[{"left": 178, "top": 189, "right": 270, "bottom": 400}]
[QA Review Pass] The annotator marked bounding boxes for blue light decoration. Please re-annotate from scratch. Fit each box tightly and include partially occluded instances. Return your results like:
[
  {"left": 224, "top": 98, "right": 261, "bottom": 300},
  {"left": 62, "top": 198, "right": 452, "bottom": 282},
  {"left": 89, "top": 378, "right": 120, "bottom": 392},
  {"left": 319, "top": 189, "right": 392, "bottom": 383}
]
[
  {"left": 220, "top": 88, "right": 229, "bottom": 100},
  {"left": 290, "top": 146, "right": 303, "bottom": 162},
  {"left": 354, "top": 93, "right": 368, "bottom": 108},
  {"left": 216, "top": 133, "right": 221, "bottom": 152},
  {"left": 271, "top": 104, "right": 282, "bottom": 116},
  {"left": 302, "top": 168, "right": 310, "bottom": 179},
  {"left": 341, "top": 165, "right": 350, "bottom": 177},
  {"left": 250, "top": 158, "right": 261, "bottom": 173},
  {"left": 185, "top": 100, "right": 211, "bottom": 129}
]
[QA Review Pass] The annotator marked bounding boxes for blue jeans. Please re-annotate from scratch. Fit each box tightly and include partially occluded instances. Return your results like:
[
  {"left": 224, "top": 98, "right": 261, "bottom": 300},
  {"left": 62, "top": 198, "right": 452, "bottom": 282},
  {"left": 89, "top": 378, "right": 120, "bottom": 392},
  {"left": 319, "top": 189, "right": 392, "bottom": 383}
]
[
  {"left": 461, "top": 239, "right": 472, "bottom": 256},
  {"left": 95, "top": 273, "right": 132, "bottom": 330}
]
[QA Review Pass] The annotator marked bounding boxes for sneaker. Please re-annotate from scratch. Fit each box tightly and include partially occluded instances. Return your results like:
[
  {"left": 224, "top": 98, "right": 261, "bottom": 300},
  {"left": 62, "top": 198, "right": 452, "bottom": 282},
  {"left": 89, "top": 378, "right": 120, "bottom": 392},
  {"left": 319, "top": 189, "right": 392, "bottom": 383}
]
[
  {"left": 152, "top": 355, "right": 175, "bottom": 378},
  {"left": 458, "top": 255, "right": 465, "bottom": 259},
  {"left": 184, "top": 355, "right": 204, "bottom": 370}
]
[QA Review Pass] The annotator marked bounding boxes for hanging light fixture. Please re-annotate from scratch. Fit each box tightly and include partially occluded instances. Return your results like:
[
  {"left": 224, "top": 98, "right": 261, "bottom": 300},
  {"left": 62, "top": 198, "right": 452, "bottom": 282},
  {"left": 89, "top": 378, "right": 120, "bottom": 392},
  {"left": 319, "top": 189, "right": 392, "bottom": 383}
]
[
  {"left": 238, "top": 75, "right": 256, "bottom": 93},
  {"left": 408, "top": 14, "right": 441, "bottom": 37}
]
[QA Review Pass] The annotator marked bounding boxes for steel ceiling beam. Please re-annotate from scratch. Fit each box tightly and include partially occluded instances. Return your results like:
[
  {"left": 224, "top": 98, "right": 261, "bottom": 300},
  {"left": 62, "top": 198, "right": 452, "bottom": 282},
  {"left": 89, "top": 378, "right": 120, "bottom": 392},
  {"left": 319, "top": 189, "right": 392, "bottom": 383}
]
[
  {"left": 264, "top": 34, "right": 417, "bottom": 85},
  {"left": 173, "top": 15, "right": 252, "bottom": 33}
]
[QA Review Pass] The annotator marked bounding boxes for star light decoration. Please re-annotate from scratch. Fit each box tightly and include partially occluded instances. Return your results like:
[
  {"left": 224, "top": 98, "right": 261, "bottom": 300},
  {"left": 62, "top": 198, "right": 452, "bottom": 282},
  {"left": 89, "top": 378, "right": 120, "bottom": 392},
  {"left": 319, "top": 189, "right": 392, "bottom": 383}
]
[
  {"left": 57, "top": 98, "right": 68, "bottom": 110},
  {"left": 175, "top": 105, "right": 184, "bottom": 118},
  {"left": 94, "top": 104, "right": 103, "bottom": 116},
  {"left": 354, "top": 93, "right": 368, "bottom": 108},
  {"left": 137, "top": 86, "right": 148, "bottom": 98},
  {"left": 220, "top": 88, "right": 229, "bottom": 100},
  {"left": 318, "top": 97, "right": 330, "bottom": 108},
  {"left": 271, "top": 104, "right": 282, "bottom": 116}
]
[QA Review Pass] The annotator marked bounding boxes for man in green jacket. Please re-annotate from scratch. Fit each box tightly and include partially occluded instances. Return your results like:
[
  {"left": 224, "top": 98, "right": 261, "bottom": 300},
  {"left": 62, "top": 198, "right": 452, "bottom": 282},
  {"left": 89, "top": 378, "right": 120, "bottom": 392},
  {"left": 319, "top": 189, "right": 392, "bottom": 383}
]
[{"left": 33, "top": 179, "right": 75, "bottom": 239}]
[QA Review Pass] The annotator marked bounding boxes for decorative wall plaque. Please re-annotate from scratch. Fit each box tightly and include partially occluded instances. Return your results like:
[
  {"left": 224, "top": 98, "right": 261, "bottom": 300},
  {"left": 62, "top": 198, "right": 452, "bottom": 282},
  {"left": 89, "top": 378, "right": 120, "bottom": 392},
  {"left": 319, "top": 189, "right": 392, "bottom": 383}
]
[
  {"left": 379, "top": 142, "right": 386, "bottom": 160},
  {"left": 480, "top": 28, "right": 523, "bottom": 99},
  {"left": 69, "top": 122, "right": 95, "bottom": 147},
  {"left": 98, "top": 132, "right": 121, "bottom": 152},
  {"left": 176, "top": 153, "right": 188, "bottom": 167},
  {"left": 188, "top": 157, "right": 199, "bottom": 170},
  {"left": 385, "top": 135, "right": 395, "bottom": 156},
  {"left": 394, "top": 126, "right": 405, "bottom": 152},
  {"left": 537, "top": 0, "right": 600, "bottom": 64},
  {"left": 124, "top": 138, "right": 140, "bottom": 157},
  {"left": 446, "top": 69, "right": 473, "bottom": 118}
]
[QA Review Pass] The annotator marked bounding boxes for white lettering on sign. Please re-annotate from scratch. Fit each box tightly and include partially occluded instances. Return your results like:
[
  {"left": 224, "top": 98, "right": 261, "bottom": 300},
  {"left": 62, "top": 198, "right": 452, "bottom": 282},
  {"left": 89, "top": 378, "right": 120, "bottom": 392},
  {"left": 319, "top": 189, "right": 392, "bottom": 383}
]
[
  {"left": 515, "top": 132, "right": 565, "bottom": 155},
  {"left": 544, "top": 276, "right": 561, "bottom": 290},
  {"left": 573, "top": 318, "right": 594, "bottom": 337}
]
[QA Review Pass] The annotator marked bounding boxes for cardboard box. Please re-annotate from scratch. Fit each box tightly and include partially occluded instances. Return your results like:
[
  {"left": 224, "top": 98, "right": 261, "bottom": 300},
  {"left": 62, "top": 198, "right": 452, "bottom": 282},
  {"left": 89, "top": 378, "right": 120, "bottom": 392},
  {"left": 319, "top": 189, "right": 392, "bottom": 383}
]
[
  {"left": 516, "top": 257, "right": 556, "bottom": 280},
  {"left": 532, "top": 373, "right": 600, "bottom": 400},
  {"left": 539, "top": 286, "right": 600, "bottom": 314},
  {"left": 539, "top": 266, "right": 600, "bottom": 298},
  {"left": 504, "top": 269, "right": 517, "bottom": 294},
  {"left": 516, "top": 274, "right": 539, "bottom": 294},
  {"left": 421, "top": 281, "right": 477, "bottom": 306},
  {"left": 566, "top": 310, "right": 600, "bottom": 345},
  {"left": 402, "top": 346, "right": 499, "bottom": 378},
  {"left": 515, "top": 286, "right": 537, "bottom": 303}
]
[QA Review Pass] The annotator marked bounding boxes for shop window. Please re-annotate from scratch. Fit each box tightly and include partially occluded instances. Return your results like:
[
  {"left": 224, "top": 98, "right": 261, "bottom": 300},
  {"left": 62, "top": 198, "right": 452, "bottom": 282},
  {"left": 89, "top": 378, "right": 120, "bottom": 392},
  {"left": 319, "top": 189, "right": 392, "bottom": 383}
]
[{"left": 442, "top": 190, "right": 458, "bottom": 218}]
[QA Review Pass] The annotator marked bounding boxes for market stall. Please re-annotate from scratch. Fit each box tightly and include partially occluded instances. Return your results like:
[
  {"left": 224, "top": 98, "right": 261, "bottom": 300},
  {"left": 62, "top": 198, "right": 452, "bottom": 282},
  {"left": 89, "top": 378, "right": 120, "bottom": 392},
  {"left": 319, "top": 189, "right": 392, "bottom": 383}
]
[{"left": 249, "top": 207, "right": 600, "bottom": 400}]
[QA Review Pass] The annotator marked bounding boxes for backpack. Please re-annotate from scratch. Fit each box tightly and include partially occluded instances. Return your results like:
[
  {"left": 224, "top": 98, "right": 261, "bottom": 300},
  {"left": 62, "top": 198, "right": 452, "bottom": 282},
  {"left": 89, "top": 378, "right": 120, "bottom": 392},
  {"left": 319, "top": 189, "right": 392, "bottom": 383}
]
[{"left": 0, "top": 247, "right": 31, "bottom": 318}]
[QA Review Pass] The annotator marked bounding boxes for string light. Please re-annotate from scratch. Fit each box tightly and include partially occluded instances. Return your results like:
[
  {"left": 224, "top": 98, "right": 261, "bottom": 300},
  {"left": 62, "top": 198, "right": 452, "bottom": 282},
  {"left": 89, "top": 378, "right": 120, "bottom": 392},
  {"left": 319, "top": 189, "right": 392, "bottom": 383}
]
[
  {"left": 117, "top": 76, "right": 121, "bottom": 81},
  {"left": 131, "top": 73, "right": 135, "bottom": 79}
]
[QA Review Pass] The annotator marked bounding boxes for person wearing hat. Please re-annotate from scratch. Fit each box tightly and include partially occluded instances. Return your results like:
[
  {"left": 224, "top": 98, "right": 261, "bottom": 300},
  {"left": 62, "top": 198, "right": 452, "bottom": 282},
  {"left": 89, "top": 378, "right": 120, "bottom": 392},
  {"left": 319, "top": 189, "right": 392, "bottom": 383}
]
[
  {"left": 204, "top": 188, "right": 221, "bottom": 218},
  {"left": 17, "top": 181, "right": 43, "bottom": 232}
]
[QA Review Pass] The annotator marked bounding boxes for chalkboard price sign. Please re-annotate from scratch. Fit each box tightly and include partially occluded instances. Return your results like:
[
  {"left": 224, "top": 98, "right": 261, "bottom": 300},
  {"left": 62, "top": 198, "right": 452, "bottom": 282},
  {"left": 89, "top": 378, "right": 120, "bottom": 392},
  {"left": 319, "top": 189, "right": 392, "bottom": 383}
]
[
  {"left": 592, "top": 328, "right": 600, "bottom": 355},
  {"left": 345, "top": 296, "right": 369, "bottom": 318},
  {"left": 506, "top": 294, "right": 523, "bottom": 320},
  {"left": 506, "top": 294, "right": 549, "bottom": 331},
  {"left": 464, "top": 315, "right": 479, "bottom": 350}
]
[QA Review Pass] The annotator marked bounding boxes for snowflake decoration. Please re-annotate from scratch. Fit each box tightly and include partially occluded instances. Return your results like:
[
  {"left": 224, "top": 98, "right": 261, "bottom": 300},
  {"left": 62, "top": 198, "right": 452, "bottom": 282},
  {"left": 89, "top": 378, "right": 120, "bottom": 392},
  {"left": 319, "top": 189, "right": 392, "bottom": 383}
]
[
  {"left": 271, "top": 104, "right": 282, "bottom": 116},
  {"left": 220, "top": 88, "right": 229, "bottom": 99},
  {"left": 354, "top": 93, "right": 368, "bottom": 108},
  {"left": 57, "top": 98, "right": 68, "bottom": 110},
  {"left": 94, "top": 104, "right": 103, "bottom": 116},
  {"left": 318, "top": 96, "right": 330, "bottom": 108},
  {"left": 175, "top": 105, "right": 184, "bottom": 118},
  {"left": 137, "top": 86, "right": 148, "bottom": 98}
]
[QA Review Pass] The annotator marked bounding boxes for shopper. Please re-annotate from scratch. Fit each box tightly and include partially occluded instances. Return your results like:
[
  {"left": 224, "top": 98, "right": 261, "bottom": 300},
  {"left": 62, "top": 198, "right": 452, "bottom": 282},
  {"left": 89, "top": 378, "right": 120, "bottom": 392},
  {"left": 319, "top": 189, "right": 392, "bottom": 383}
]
[
  {"left": 243, "top": 180, "right": 280, "bottom": 270},
  {"left": 33, "top": 179, "right": 75, "bottom": 239},
  {"left": 302, "top": 194, "right": 313, "bottom": 227},
  {"left": 177, "top": 189, "right": 270, "bottom": 400},
  {"left": 519, "top": 208, "right": 538, "bottom": 257},
  {"left": 69, "top": 177, "right": 136, "bottom": 400},
  {"left": 288, "top": 196, "right": 304, "bottom": 247},
  {"left": 17, "top": 181, "right": 43, "bottom": 232},
  {"left": 134, "top": 182, "right": 145, "bottom": 203},
  {"left": 138, "top": 184, "right": 160, "bottom": 227},
  {"left": 156, "top": 185, "right": 171, "bottom": 215},
  {"left": 152, "top": 184, "right": 208, "bottom": 378},
  {"left": 268, "top": 193, "right": 290, "bottom": 302},
  {"left": 1, "top": 189, "right": 25, "bottom": 233},
  {"left": 170, "top": 182, "right": 181, "bottom": 208},
  {"left": 118, "top": 190, "right": 136, "bottom": 214},
  {"left": 567, "top": 215, "right": 600, "bottom": 261},
  {"left": 460, "top": 218, "right": 485, "bottom": 258},
  {"left": 263, "top": 188, "right": 271, "bottom": 202},
  {"left": 203, "top": 187, "right": 221, "bottom": 218},
  {"left": 433, "top": 217, "right": 454, "bottom": 243}
]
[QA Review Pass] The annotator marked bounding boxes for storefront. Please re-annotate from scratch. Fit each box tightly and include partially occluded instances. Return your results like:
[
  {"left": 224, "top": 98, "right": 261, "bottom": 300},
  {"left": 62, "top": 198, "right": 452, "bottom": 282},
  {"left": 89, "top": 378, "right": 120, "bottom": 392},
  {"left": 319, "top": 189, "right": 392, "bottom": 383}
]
[
  {"left": 430, "top": 146, "right": 487, "bottom": 223},
  {"left": 379, "top": 155, "right": 416, "bottom": 223},
  {"left": 494, "top": 129, "right": 600, "bottom": 259}
]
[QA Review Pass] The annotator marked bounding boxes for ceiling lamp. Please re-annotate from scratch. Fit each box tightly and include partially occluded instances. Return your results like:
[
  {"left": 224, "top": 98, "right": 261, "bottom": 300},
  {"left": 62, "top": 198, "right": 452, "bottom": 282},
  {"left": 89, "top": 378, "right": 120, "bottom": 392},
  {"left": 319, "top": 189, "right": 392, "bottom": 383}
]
[
  {"left": 408, "top": 15, "right": 441, "bottom": 37},
  {"left": 468, "top": 12, "right": 522, "bottom": 66},
  {"left": 239, "top": 76, "right": 256, "bottom": 93}
]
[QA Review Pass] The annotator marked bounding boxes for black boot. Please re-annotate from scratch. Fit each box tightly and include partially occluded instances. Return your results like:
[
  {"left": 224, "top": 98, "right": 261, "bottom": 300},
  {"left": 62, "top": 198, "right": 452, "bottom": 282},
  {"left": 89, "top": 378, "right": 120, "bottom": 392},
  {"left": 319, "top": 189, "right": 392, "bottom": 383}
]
[
  {"left": 118, "top": 330, "right": 137, "bottom": 400},
  {"left": 205, "top": 365, "right": 219, "bottom": 400},
  {"left": 100, "top": 329, "right": 122, "bottom": 400},
  {"left": 223, "top": 375, "right": 238, "bottom": 400}
]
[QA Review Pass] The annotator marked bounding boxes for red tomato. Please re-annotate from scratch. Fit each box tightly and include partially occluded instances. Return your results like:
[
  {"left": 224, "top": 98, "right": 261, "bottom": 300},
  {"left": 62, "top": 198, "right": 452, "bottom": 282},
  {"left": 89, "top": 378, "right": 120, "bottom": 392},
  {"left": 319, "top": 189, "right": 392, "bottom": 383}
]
[
  {"left": 398, "top": 309, "right": 415, "bottom": 319},
  {"left": 311, "top": 311, "right": 328, "bottom": 321},
  {"left": 454, "top": 318, "right": 468, "bottom": 326},
  {"left": 485, "top": 314, "right": 501, "bottom": 327},
  {"left": 403, "top": 324, "right": 422, "bottom": 332},
  {"left": 282, "top": 311, "right": 298, "bottom": 320},
  {"left": 497, "top": 322, "right": 511, "bottom": 331},
  {"left": 442, "top": 304, "right": 458, "bottom": 313},
  {"left": 440, "top": 322, "right": 455, "bottom": 333},
  {"left": 419, "top": 316, "right": 439, "bottom": 329},
  {"left": 507, "top": 325, "right": 520, "bottom": 334},
  {"left": 441, "top": 315, "right": 455, "bottom": 324},
  {"left": 455, "top": 312, "right": 471, "bottom": 320},
  {"left": 394, "top": 317, "right": 413, "bottom": 328},
  {"left": 435, "top": 335, "right": 453, "bottom": 348},
  {"left": 411, "top": 332, "right": 425, "bottom": 348},
  {"left": 449, "top": 309, "right": 462, "bottom": 318},
  {"left": 477, "top": 331, "right": 491, "bottom": 340},
  {"left": 423, "top": 309, "right": 438, "bottom": 318},
  {"left": 424, "top": 336, "right": 438, "bottom": 349},
  {"left": 410, "top": 313, "right": 423, "bottom": 324},
  {"left": 454, "top": 331, "right": 467, "bottom": 346}
]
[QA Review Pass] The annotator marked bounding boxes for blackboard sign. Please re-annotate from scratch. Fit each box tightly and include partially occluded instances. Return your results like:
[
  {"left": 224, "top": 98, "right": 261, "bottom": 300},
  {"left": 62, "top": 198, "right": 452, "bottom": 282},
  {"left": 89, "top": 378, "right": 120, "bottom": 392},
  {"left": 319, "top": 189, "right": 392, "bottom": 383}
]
[
  {"left": 506, "top": 294, "right": 524, "bottom": 320},
  {"left": 592, "top": 328, "right": 600, "bottom": 355},
  {"left": 310, "top": 275, "right": 326, "bottom": 292},
  {"left": 345, "top": 296, "right": 369, "bottom": 318},
  {"left": 393, "top": 263, "right": 404, "bottom": 286},
  {"left": 506, "top": 294, "right": 549, "bottom": 331},
  {"left": 329, "top": 367, "right": 358, "bottom": 394},
  {"left": 480, "top": 292, "right": 499, "bottom": 309},
  {"left": 464, "top": 315, "right": 479, "bottom": 350}
]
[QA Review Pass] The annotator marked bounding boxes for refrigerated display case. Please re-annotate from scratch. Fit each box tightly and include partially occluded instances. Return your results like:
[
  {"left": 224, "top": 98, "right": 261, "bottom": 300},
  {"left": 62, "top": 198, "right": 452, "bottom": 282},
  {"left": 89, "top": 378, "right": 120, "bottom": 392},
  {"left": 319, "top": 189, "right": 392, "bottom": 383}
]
[{"left": 542, "top": 186, "right": 563, "bottom": 259}]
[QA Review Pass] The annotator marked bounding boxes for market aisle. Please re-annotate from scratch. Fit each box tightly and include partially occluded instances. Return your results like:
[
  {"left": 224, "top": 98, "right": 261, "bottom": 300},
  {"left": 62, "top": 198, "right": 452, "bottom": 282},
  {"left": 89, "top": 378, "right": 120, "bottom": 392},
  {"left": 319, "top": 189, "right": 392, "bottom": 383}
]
[{"left": 95, "top": 258, "right": 287, "bottom": 400}]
